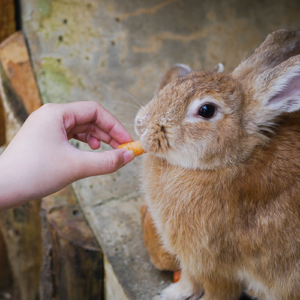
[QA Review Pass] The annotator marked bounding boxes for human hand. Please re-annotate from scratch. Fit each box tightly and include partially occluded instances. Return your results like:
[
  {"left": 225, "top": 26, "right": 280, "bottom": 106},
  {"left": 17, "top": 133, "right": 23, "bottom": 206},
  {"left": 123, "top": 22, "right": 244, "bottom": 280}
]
[{"left": 0, "top": 101, "right": 134, "bottom": 210}]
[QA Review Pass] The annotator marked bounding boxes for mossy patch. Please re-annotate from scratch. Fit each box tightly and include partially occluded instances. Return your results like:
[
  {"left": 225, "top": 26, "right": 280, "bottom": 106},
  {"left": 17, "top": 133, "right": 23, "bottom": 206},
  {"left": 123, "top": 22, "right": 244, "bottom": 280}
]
[
  {"left": 40, "top": 57, "right": 72, "bottom": 104},
  {"left": 37, "top": 0, "right": 52, "bottom": 19}
]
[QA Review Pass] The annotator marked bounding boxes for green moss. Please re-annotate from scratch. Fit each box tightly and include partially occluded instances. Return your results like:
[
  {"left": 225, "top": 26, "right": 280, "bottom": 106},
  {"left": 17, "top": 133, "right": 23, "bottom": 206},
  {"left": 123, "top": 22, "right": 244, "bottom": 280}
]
[
  {"left": 40, "top": 57, "right": 72, "bottom": 104},
  {"left": 77, "top": 78, "right": 85, "bottom": 90},
  {"left": 37, "top": 0, "right": 52, "bottom": 18}
]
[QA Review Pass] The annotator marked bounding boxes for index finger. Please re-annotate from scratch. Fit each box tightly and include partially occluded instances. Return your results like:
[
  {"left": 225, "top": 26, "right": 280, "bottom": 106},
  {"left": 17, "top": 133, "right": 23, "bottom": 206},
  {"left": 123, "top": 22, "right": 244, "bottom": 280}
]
[{"left": 61, "top": 101, "right": 133, "bottom": 144}]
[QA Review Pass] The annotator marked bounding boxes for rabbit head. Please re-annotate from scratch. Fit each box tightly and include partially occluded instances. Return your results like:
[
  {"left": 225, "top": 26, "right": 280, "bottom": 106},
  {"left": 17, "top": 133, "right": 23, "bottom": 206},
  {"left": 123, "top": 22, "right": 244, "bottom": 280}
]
[{"left": 135, "top": 30, "right": 300, "bottom": 171}]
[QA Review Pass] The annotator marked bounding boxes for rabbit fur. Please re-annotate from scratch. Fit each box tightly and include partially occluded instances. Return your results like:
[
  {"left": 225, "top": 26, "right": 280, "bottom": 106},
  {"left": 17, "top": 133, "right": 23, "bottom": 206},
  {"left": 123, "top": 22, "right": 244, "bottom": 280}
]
[{"left": 135, "top": 29, "right": 300, "bottom": 300}]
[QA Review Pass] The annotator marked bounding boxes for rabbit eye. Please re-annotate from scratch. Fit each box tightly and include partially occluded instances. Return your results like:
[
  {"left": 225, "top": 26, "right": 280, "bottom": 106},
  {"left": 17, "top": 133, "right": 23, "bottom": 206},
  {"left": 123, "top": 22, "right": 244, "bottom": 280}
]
[{"left": 198, "top": 104, "right": 216, "bottom": 118}]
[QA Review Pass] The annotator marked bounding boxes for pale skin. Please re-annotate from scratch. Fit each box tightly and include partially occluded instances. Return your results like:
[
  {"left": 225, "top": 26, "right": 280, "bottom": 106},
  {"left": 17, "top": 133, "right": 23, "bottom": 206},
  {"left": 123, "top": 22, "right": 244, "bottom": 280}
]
[{"left": 0, "top": 101, "right": 135, "bottom": 211}]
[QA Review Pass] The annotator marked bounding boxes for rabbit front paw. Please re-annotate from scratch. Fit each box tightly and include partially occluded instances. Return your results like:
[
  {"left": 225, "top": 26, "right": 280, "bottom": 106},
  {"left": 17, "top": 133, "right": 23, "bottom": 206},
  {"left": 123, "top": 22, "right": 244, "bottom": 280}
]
[{"left": 153, "top": 282, "right": 204, "bottom": 300}]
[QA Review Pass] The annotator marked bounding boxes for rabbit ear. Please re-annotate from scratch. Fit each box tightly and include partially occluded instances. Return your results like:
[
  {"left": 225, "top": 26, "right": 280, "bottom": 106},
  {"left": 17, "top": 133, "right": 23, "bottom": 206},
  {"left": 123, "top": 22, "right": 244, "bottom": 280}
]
[
  {"left": 156, "top": 64, "right": 192, "bottom": 93},
  {"left": 232, "top": 30, "right": 300, "bottom": 130},
  {"left": 245, "top": 54, "right": 300, "bottom": 130},
  {"left": 233, "top": 29, "right": 300, "bottom": 79},
  {"left": 263, "top": 57, "right": 300, "bottom": 113}
]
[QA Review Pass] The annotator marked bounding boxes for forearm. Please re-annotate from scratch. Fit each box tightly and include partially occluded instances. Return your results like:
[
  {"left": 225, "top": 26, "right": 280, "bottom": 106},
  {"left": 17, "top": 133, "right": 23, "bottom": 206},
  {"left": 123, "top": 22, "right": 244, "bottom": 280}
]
[
  {"left": 0, "top": 146, "right": 56, "bottom": 210},
  {"left": 0, "top": 155, "right": 35, "bottom": 210}
]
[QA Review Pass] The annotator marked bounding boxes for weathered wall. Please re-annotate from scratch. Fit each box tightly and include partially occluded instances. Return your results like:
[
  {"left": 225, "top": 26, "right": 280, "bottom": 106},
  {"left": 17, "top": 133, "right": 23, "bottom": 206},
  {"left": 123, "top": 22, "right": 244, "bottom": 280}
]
[
  {"left": 22, "top": 0, "right": 300, "bottom": 117},
  {"left": 21, "top": 1, "right": 300, "bottom": 299}
]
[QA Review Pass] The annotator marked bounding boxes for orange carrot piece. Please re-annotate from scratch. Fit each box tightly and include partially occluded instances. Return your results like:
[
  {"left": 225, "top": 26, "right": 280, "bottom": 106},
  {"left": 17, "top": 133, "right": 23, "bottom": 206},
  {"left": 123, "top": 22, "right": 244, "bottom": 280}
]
[
  {"left": 173, "top": 270, "right": 181, "bottom": 283},
  {"left": 117, "top": 140, "right": 145, "bottom": 156}
]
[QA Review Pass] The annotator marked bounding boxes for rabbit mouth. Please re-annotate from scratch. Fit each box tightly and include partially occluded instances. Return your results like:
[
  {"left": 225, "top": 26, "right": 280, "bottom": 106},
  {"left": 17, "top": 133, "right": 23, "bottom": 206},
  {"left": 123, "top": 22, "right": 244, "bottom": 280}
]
[{"left": 157, "top": 126, "right": 170, "bottom": 153}]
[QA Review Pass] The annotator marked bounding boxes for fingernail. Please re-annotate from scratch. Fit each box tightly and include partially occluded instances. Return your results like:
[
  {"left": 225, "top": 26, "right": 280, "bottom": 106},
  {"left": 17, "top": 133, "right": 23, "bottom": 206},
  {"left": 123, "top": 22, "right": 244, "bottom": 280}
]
[{"left": 123, "top": 150, "right": 135, "bottom": 164}]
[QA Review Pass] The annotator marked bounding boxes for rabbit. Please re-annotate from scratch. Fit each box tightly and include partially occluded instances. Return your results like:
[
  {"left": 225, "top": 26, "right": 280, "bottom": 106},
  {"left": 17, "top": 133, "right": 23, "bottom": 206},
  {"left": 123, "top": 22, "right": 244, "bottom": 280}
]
[{"left": 134, "top": 29, "right": 300, "bottom": 300}]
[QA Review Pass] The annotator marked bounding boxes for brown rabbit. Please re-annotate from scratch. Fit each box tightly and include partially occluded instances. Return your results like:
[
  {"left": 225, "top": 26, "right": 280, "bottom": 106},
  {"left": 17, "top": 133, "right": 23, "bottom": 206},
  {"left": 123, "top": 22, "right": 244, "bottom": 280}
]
[{"left": 135, "top": 29, "right": 300, "bottom": 300}]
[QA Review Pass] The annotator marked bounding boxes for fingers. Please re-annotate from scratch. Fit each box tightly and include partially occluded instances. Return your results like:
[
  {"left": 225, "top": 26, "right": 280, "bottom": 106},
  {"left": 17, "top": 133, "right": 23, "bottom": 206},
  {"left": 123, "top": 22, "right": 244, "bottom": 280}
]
[
  {"left": 74, "top": 133, "right": 119, "bottom": 150},
  {"left": 69, "top": 123, "right": 120, "bottom": 149},
  {"left": 61, "top": 101, "right": 133, "bottom": 144},
  {"left": 72, "top": 133, "right": 100, "bottom": 149},
  {"left": 87, "top": 135, "right": 101, "bottom": 150},
  {"left": 73, "top": 149, "right": 135, "bottom": 179}
]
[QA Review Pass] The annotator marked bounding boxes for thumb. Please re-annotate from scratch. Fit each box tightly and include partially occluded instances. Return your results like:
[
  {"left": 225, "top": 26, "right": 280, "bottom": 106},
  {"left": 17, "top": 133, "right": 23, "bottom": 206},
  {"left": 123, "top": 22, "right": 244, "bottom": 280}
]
[{"left": 73, "top": 149, "right": 135, "bottom": 179}]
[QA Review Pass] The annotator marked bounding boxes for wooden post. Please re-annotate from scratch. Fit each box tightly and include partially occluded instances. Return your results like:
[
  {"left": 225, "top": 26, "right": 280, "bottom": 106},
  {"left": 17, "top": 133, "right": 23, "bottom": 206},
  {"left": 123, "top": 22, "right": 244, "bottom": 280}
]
[
  {"left": 0, "top": 0, "right": 16, "bottom": 146},
  {"left": 0, "top": 32, "right": 42, "bottom": 117},
  {"left": 0, "top": 0, "right": 16, "bottom": 292},
  {"left": 0, "top": 223, "right": 12, "bottom": 290},
  {"left": 40, "top": 187, "right": 104, "bottom": 300},
  {"left": 0, "top": 0, "right": 15, "bottom": 42},
  {"left": 0, "top": 94, "right": 5, "bottom": 146},
  {"left": 0, "top": 202, "right": 43, "bottom": 300},
  {"left": 0, "top": 32, "right": 43, "bottom": 300}
]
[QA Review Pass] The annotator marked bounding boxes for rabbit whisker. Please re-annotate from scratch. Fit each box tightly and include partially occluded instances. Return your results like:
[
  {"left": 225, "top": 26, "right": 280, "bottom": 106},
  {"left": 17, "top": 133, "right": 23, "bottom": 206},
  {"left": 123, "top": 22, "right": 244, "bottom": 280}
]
[
  {"left": 117, "top": 82, "right": 144, "bottom": 107},
  {"left": 114, "top": 111, "right": 137, "bottom": 117},
  {"left": 116, "top": 122, "right": 134, "bottom": 127},
  {"left": 122, "top": 90, "right": 144, "bottom": 108},
  {"left": 111, "top": 100, "right": 139, "bottom": 111}
]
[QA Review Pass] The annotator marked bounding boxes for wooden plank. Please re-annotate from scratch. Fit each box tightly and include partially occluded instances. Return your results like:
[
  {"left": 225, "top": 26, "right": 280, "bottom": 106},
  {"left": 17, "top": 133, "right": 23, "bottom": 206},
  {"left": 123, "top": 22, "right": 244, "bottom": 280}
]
[
  {"left": 0, "top": 31, "right": 42, "bottom": 300},
  {"left": 0, "top": 0, "right": 15, "bottom": 147},
  {"left": 0, "top": 93, "right": 5, "bottom": 146},
  {"left": 0, "top": 201, "right": 42, "bottom": 300},
  {"left": 0, "top": 223, "right": 12, "bottom": 290},
  {"left": 0, "top": 32, "right": 42, "bottom": 116},
  {"left": 0, "top": 0, "right": 15, "bottom": 44},
  {"left": 0, "top": 0, "right": 17, "bottom": 287},
  {"left": 40, "top": 186, "right": 104, "bottom": 300}
]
